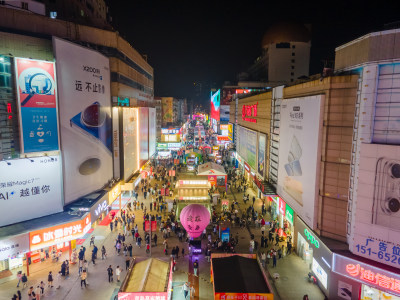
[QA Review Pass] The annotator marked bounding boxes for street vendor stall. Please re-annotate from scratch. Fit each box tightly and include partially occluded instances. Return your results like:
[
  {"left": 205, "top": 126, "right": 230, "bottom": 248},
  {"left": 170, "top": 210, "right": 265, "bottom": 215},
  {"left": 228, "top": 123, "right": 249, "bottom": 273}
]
[
  {"left": 197, "top": 162, "right": 227, "bottom": 189},
  {"left": 118, "top": 258, "right": 173, "bottom": 300},
  {"left": 211, "top": 254, "right": 274, "bottom": 300}
]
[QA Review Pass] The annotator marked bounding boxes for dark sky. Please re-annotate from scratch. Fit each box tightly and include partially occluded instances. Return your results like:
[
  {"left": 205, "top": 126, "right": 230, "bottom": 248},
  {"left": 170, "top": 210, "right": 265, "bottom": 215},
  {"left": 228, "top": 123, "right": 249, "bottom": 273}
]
[{"left": 107, "top": 0, "right": 400, "bottom": 105}]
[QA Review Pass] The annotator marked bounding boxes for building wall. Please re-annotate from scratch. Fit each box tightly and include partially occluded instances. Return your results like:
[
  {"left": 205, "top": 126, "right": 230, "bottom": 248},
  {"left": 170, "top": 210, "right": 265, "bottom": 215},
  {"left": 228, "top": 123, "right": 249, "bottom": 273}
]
[
  {"left": 281, "top": 75, "right": 358, "bottom": 241},
  {"left": 1, "top": 0, "right": 45, "bottom": 15}
]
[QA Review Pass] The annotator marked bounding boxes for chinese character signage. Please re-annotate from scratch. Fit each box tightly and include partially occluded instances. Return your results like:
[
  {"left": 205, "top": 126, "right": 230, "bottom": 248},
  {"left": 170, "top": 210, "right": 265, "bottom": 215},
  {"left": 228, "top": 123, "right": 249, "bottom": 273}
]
[
  {"left": 214, "top": 293, "right": 273, "bottom": 300},
  {"left": 0, "top": 234, "right": 30, "bottom": 260},
  {"left": 15, "top": 58, "right": 59, "bottom": 153},
  {"left": 118, "top": 292, "right": 167, "bottom": 300},
  {"left": 0, "top": 156, "right": 63, "bottom": 227},
  {"left": 258, "top": 133, "right": 266, "bottom": 178},
  {"left": 332, "top": 254, "right": 400, "bottom": 297},
  {"left": 285, "top": 204, "right": 294, "bottom": 225},
  {"left": 29, "top": 215, "right": 91, "bottom": 251},
  {"left": 242, "top": 102, "right": 258, "bottom": 123},
  {"left": 53, "top": 37, "right": 112, "bottom": 205}
]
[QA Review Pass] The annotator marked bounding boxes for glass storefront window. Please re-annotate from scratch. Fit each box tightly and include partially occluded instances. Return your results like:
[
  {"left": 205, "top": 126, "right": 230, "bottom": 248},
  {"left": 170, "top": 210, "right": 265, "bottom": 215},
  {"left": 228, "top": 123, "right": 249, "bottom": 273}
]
[
  {"left": 361, "top": 284, "right": 400, "bottom": 300},
  {"left": 297, "top": 232, "right": 313, "bottom": 265}
]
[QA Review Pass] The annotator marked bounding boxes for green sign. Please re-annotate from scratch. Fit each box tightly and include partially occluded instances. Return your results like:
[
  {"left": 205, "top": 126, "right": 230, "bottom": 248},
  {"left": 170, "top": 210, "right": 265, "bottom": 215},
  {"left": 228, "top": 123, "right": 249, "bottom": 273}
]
[
  {"left": 117, "top": 97, "right": 130, "bottom": 107},
  {"left": 157, "top": 143, "right": 168, "bottom": 149},
  {"left": 304, "top": 228, "right": 320, "bottom": 248},
  {"left": 285, "top": 204, "right": 294, "bottom": 225}
]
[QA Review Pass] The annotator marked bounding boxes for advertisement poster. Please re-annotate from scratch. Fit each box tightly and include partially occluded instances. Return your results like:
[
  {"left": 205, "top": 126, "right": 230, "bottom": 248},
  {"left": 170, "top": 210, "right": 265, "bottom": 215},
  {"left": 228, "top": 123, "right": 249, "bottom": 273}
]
[
  {"left": 148, "top": 107, "right": 156, "bottom": 158},
  {"left": 237, "top": 126, "right": 257, "bottom": 170},
  {"left": 139, "top": 107, "right": 149, "bottom": 166},
  {"left": 211, "top": 90, "right": 220, "bottom": 122},
  {"left": 161, "top": 97, "right": 173, "bottom": 123},
  {"left": 258, "top": 133, "right": 267, "bottom": 178},
  {"left": 0, "top": 156, "right": 63, "bottom": 227},
  {"left": 277, "top": 95, "right": 323, "bottom": 229},
  {"left": 221, "top": 88, "right": 236, "bottom": 105},
  {"left": 15, "top": 58, "right": 59, "bottom": 153},
  {"left": 228, "top": 123, "right": 234, "bottom": 141},
  {"left": 53, "top": 37, "right": 112, "bottom": 205},
  {"left": 220, "top": 105, "right": 230, "bottom": 122},
  {"left": 122, "top": 108, "right": 138, "bottom": 181},
  {"left": 0, "top": 234, "right": 30, "bottom": 260},
  {"left": 352, "top": 143, "right": 400, "bottom": 268},
  {"left": 29, "top": 215, "right": 91, "bottom": 251}
]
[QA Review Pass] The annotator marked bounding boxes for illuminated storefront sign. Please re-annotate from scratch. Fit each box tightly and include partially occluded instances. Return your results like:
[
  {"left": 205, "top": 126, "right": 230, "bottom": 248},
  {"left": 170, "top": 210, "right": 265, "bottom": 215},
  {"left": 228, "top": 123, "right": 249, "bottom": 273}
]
[
  {"left": 304, "top": 228, "right": 320, "bottom": 248},
  {"left": 333, "top": 254, "right": 400, "bottom": 296},
  {"left": 285, "top": 204, "right": 294, "bottom": 225},
  {"left": 109, "top": 183, "right": 121, "bottom": 204},
  {"left": 279, "top": 197, "right": 286, "bottom": 216},
  {"left": 161, "top": 128, "right": 180, "bottom": 134},
  {"left": 312, "top": 257, "right": 328, "bottom": 289},
  {"left": 244, "top": 162, "right": 250, "bottom": 172},
  {"left": 179, "top": 180, "right": 208, "bottom": 186},
  {"left": 242, "top": 102, "right": 258, "bottom": 123},
  {"left": 29, "top": 215, "right": 91, "bottom": 251}
]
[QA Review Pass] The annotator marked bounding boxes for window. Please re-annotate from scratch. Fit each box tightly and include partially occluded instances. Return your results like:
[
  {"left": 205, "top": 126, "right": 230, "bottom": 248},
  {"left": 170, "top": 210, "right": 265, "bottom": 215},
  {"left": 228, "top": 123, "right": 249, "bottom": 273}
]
[
  {"left": 291, "top": 66, "right": 295, "bottom": 70},
  {"left": 291, "top": 72, "right": 294, "bottom": 76},
  {"left": 276, "top": 42, "right": 290, "bottom": 49},
  {"left": 291, "top": 79, "right": 294, "bottom": 82},
  {"left": 21, "top": 2, "right": 28, "bottom": 9},
  {"left": 292, "top": 52, "right": 295, "bottom": 56},
  {"left": 291, "top": 59, "right": 295, "bottom": 63},
  {"left": 292, "top": 45, "right": 296, "bottom": 49},
  {"left": 50, "top": 11, "right": 57, "bottom": 19}
]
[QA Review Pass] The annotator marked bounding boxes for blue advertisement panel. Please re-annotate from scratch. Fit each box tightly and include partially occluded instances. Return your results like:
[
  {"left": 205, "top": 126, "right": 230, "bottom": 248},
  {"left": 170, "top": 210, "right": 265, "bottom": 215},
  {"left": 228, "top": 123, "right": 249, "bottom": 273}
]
[{"left": 15, "top": 58, "right": 59, "bottom": 153}]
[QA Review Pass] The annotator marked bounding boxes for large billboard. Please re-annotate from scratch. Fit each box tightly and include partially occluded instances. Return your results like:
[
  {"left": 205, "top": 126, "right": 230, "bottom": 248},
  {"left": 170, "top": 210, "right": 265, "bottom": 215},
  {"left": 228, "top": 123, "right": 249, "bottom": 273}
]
[
  {"left": 211, "top": 90, "right": 220, "bottom": 122},
  {"left": 0, "top": 156, "right": 63, "bottom": 227},
  {"left": 139, "top": 107, "right": 149, "bottom": 166},
  {"left": 258, "top": 133, "right": 267, "bottom": 178},
  {"left": 162, "top": 97, "right": 173, "bottom": 124},
  {"left": 53, "top": 37, "right": 112, "bottom": 205},
  {"left": 277, "top": 95, "right": 323, "bottom": 229},
  {"left": 220, "top": 105, "right": 230, "bottom": 122},
  {"left": 148, "top": 107, "right": 156, "bottom": 158},
  {"left": 122, "top": 108, "right": 139, "bottom": 181},
  {"left": 15, "top": 58, "right": 59, "bottom": 153},
  {"left": 352, "top": 143, "right": 400, "bottom": 268},
  {"left": 237, "top": 126, "right": 257, "bottom": 170}
]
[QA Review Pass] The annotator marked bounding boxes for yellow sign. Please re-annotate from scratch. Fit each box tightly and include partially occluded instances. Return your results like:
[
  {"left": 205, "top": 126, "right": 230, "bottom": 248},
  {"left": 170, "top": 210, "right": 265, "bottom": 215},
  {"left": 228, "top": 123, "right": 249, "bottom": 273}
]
[{"left": 108, "top": 182, "right": 121, "bottom": 204}]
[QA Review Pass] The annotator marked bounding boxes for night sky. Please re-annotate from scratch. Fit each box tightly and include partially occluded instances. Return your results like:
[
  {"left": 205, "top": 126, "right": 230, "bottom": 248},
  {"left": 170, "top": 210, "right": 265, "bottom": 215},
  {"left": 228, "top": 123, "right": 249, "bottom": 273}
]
[{"left": 107, "top": 0, "right": 400, "bottom": 105}]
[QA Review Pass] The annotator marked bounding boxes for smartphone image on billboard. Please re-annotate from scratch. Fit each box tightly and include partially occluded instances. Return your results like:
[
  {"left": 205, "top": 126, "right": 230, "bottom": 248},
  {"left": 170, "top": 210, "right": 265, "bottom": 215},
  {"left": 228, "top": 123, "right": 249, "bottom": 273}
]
[
  {"left": 372, "top": 157, "right": 400, "bottom": 229},
  {"left": 283, "top": 135, "right": 303, "bottom": 206}
]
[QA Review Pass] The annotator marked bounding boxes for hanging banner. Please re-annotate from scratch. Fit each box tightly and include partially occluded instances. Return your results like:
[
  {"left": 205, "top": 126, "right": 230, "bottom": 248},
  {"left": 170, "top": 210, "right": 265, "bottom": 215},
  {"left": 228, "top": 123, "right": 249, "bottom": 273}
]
[{"left": 15, "top": 58, "right": 59, "bottom": 153}]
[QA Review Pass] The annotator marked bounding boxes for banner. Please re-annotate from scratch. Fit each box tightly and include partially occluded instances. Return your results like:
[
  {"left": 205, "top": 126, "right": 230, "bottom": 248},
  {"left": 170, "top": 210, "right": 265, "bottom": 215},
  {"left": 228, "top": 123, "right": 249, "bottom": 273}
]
[
  {"left": 139, "top": 107, "right": 149, "bottom": 166},
  {"left": 15, "top": 58, "right": 59, "bottom": 153},
  {"left": 258, "top": 133, "right": 267, "bottom": 178},
  {"left": 122, "top": 108, "right": 139, "bottom": 181},
  {"left": 237, "top": 126, "right": 257, "bottom": 170},
  {"left": 53, "top": 37, "right": 112, "bottom": 204},
  {"left": 0, "top": 156, "right": 63, "bottom": 226},
  {"left": 277, "top": 95, "right": 323, "bottom": 229},
  {"left": 162, "top": 97, "right": 173, "bottom": 123},
  {"left": 211, "top": 90, "right": 220, "bottom": 122},
  {"left": 148, "top": 107, "right": 156, "bottom": 158}
]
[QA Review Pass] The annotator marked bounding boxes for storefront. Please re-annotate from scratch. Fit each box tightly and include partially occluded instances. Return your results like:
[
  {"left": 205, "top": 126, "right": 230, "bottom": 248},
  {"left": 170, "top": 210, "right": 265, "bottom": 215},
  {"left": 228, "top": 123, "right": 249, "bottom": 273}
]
[
  {"left": 0, "top": 234, "right": 30, "bottom": 282},
  {"left": 331, "top": 253, "right": 400, "bottom": 300},
  {"left": 296, "top": 216, "right": 332, "bottom": 297},
  {"left": 197, "top": 162, "right": 227, "bottom": 189}
]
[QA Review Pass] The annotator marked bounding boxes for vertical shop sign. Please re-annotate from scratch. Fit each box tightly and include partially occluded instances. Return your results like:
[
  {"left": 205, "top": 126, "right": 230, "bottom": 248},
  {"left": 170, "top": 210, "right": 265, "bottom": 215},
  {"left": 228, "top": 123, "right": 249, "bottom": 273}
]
[
  {"left": 15, "top": 58, "right": 59, "bottom": 153},
  {"left": 285, "top": 204, "right": 294, "bottom": 225}
]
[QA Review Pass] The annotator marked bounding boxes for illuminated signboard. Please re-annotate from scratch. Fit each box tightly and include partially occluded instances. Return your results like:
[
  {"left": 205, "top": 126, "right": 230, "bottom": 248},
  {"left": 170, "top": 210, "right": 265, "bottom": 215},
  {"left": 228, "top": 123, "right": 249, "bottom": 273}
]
[
  {"left": 285, "top": 204, "right": 294, "bottom": 225},
  {"left": 304, "top": 228, "right": 320, "bottom": 248},
  {"left": 242, "top": 102, "right": 258, "bottom": 123},
  {"left": 108, "top": 183, "right": 121, "bottom": 204},
  {"left": 333, "top": 254, "right": 400, "bottom": 296},
  {"left": 211, "top": 90, "right": 220, "bottom": 122},
  {"left": 179, "top": 180, "right": 208, "bottom": 185},
  {"left": 279, "top": 197, "right": 286, "bottom": 216},
  {"left": 312, "top": 257, "right": 328, "bottom": 289}
]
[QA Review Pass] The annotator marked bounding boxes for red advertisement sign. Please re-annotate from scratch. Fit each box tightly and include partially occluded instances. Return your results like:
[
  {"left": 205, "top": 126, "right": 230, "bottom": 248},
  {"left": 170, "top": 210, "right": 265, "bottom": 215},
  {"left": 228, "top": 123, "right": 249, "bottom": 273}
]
[
  {"left": 118, "top": 292, "right": 167, "bottom": 300},
  {"left": 242, "top": 102, "right": 258, "bottom": 123},
  {"left": 279, "top": 197, "right": 286, "bottom": 216},
  {"left": 145, "top": 221, "right": 157, "bottom": 232},
  {"left": 29, "top": 215, "right": 91, "bottom": 251},
  {"left": 215, "top": 293, "right": 273, "bottom": 300},
  {"left": 160, "top": 188, "right": 165, "bottom": 196},
  {"left": 208, "top": 175, "right": 217, "bottom": 186}
]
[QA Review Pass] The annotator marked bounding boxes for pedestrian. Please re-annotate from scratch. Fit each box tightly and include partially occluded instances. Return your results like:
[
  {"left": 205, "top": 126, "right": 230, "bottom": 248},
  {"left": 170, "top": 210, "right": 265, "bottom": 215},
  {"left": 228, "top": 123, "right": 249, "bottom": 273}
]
[
  {"left": 81, "top": 270, "right": 87, "bottom": 288},
  {"left": 83, "top": 260, "right": 88, "bottom": 273},
  {"left": 116, "top": 266, "right": 122, "bottom": 282},
  {"left": 91, "top": 249, "right": 96, "bottom": 265},
  {"left": 47, "top": 271, "right": 53, "bottom": 288},
  {"left": 275, "top": 234, "right": 280, "bottom": 246},
  {"left": 273, "top": 253, "right": 277, "bottom": 268},
  {"left": 182, "top": 282, "right": 190, "bottom": 299},
  {"left": 193, "top": 260, "right": 199, "bottom": 276},
  {"left": 182, "top": 248, "right": 185, "bottom": 257},
  {"left": 107, "top": 265, "right": 113, "bottom": 282},
  {"left": 102, "top": 245, "right": 107, "bottom": 259},
  {"left": 40, "top": 281, "right": 45, "bottom": 295},
  {"left": 110, "top": 221, "right": 113, "bottom": 231},
  {"left": 90, "top": 235, "right": 95, "bottom": 246},
  {"left": 176, "top": 246, "right": 180, "bottom": 258},
  {"left": 35, "top": 285, "right": 41, "bottom": 300},
  {"left": 28, "top": 286, "right": 36, "bottom": 300},
  {"left": 261, "top": 252, "right": 266, "bottom": 268},
  {"left": 278, "top": 247, "right": 282, "bottom": 259},
  {"left": 16, "top": 271, "right": 22, "bottom": 288},
  {"left": 128, "top": 244, "right": 133, "bottom": 257},
  {"left": 56, "top": 271, "right": 62, "bottom": 289},
  {"left": 125, "top": 257, "right": 130, "bottom": 270}
]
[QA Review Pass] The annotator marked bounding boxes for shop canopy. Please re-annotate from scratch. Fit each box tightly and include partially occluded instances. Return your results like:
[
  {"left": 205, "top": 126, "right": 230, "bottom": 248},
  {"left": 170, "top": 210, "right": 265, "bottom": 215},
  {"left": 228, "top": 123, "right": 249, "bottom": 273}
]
[
  {"left": 212, "top": 255, "right": 271, "bottom": 294},
  {"left": 197, "top": 162, "right": 226, "bottom": 176},
  {"left": 123, "top": 258, "right": 169, "bottom": 293}
]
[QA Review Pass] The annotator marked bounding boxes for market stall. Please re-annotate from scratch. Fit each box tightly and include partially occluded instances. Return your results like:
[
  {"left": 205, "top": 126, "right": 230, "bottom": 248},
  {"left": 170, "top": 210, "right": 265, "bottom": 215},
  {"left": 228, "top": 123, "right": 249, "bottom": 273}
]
[
  {"left": 197, "top": 162, "right": 227, "bottom": 189},
  {"left": 211, "top": 254, "right": 274, "bottom": 300},
  {"left": 118, "top": 258, "right": 173, "bottom": 300}
]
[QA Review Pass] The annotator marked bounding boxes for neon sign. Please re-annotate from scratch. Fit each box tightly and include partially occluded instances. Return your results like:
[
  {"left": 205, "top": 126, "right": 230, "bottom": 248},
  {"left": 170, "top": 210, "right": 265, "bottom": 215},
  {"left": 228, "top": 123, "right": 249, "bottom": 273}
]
[
  {"left": 242, "top": 102, "right": 258, "bottom": 123},
  {"left": 346, "top": 263, "right": 400, "bottom": 293},
  {"left": 7, "top": 103, "right": 12, "bottom": 119},
  {"left": 304, "top": 228, "right": 320, "bottom": 248}
]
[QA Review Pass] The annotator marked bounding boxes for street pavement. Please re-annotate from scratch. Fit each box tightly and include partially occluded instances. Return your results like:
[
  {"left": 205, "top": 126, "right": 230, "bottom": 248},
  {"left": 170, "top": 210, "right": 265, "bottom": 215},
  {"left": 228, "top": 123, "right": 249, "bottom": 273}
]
[{"left": 0, "top": 164, "right": 325, "bottom": 300}]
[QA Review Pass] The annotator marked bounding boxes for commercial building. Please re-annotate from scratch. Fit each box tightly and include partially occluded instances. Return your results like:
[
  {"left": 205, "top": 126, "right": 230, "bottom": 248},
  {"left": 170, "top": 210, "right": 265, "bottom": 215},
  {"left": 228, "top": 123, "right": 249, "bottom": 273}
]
[{"left": 0, "top": 5, "right": 154, "bottom": 282}]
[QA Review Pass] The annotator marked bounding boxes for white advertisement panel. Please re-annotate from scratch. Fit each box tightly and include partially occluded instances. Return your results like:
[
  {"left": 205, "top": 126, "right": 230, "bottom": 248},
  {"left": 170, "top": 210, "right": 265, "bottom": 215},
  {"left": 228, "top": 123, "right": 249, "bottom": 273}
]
[
  {"left": 139, "top": 107, "right": 149, "bottom": 166},
  {"left": 0, "top": 234, "right": 30, "bottom": 260},
  {"left": 237, "top": 126, "right": 257, "bottom": 170},
  {"left": 122, "top": 108, "right": 139, "bottom": 181},
  {"left": 277, "top": 95, "right": 323, "bottom": 229},
  {"left": 112, "top": 107, "right": 120, "bottom": 180},
  {"left": 0, "top": 156, "right": 63, "bottom": 226},
  {"left": 149, "top": 107, "right": 156, "bottom": 158},
  {"left": 352, "top": 143, "right": 400, "bottom": 269},
  {"left": 53, "top": 37, "right": 112, "bottom": 204}
]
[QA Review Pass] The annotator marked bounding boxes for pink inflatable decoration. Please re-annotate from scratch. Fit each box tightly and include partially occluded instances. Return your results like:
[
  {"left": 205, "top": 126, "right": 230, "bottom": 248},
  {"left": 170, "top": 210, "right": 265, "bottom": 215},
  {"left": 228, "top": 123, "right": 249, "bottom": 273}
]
[{"left": 180, "top": 204, "right": 211, "bottom": 238}]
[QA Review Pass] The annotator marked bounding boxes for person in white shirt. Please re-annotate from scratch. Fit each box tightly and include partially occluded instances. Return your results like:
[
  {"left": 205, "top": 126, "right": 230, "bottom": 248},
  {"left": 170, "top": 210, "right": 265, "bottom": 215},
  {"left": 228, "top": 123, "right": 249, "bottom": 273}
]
[{"left": 115, "top": 266, "right": 122, "bottom": 282}]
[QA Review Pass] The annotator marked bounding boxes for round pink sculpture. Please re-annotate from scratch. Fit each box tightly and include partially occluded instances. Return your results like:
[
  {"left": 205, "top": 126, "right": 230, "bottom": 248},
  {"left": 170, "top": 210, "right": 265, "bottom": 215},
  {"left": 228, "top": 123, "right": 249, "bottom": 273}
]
[{"left": 180, "top": 204, "right": 210, "bottom": 238}]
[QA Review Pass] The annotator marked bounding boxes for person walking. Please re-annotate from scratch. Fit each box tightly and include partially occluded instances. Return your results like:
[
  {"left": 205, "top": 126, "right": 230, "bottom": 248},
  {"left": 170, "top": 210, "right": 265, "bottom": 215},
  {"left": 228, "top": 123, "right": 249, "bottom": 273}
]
[
  {"left": 261, "top": 252, "right": 266, "bottom": 268},
  {"left": 182, "top": 282, "right": 190, "bottom": 299},
  {"left": 116, "top": 266, "right": 122, "bottom": 282},
  {"left": 125, "top": 257, "right": 130, "bottom": 270},
  {"left": 28, "top": 286, "right": 36, "bottom": 300},
  {"left": 273, "top": 253, "right": 277, "bottom": 268},
  {"left": 35, "top": 285, "right": 41, "bottom": 300},
  {"left": 47, "top": 271, "right": 53, "bottom": 288},
  {"left": 193, "top": 260, "right": 199, "bottom": 277},
  {"left": 80, "top": 270, "right": 87, "bottom": 288},
  {"left": 107, "top": 265, "right": 113, "bottom": 282},
  {"left": 16, "top": 271, "right": 22, "bottom": 288},
  {"left": 128, "top": 244, "right": 133, "bottom": 257},
  {"left": 101, "top": 246, "right": 107, "bottom": 260}
]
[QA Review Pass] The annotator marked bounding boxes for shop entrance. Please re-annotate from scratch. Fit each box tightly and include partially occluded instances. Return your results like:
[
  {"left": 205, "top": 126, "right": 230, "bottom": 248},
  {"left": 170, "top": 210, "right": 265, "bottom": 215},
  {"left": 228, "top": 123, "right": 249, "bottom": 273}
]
[{"left": 297, "top": 232, "right": 313, "bottom": 268}]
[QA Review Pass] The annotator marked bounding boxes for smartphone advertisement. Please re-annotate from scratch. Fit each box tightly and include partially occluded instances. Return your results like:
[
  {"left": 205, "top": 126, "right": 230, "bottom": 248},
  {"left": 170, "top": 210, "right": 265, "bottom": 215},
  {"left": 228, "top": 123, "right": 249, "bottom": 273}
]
[
  {"left": 15, "top": 58, "right": 59, "bottom": 153},
  {"left": 352, "top": 143, "right": 400, "bottom": 269},
  {"left": 277, "top": 95, "right": 324, "bottom": 229},
  {"left": 53, "top": 37, "right": 112, "bottom": 205}
]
